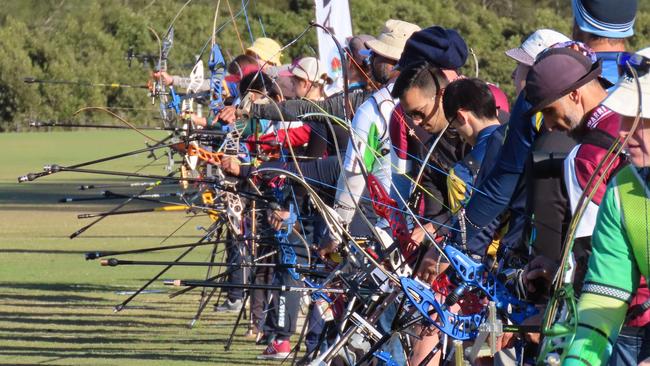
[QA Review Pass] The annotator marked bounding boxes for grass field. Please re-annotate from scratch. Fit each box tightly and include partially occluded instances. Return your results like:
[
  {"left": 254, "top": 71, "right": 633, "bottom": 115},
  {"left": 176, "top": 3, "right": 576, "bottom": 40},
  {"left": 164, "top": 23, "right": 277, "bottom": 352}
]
[{"left": 0, "top": 131, "right": 277, "bottom": 365}]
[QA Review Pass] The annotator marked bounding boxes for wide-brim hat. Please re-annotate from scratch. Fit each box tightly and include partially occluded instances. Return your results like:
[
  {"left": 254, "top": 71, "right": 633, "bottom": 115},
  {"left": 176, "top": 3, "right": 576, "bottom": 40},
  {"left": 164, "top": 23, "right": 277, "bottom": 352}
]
[
  {"left": 602, "top": 47, "right": 650, "bottom": 119},
  {"left": 365, "top": 19, "right": 420, "bottom": 61},
  {"left": 246, "top": 37, "right": 282, "bottom": 66}
]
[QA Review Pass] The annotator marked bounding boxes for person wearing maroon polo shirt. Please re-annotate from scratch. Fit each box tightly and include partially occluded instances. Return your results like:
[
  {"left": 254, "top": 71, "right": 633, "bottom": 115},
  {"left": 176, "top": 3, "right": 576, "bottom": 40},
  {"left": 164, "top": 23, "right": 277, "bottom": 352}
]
[{"left": 523, "top": 45, "right": 650, "bottom": 364}]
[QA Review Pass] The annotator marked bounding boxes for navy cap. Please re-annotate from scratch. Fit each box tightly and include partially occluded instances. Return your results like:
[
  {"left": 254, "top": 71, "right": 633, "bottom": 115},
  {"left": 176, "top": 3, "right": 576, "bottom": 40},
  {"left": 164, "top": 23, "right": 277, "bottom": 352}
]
[{"left": 396, "top": 26, "right": 468, "bottom": 70}]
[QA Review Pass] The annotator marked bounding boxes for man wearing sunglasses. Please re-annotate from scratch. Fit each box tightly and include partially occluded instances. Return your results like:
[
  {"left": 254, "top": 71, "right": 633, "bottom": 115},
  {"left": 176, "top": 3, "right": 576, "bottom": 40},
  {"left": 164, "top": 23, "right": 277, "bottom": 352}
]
[
  {"left": 388, "top": 26, "right": 472, "bottom": 245},
  {"left": 564, "top": 47, "right": 650, "bottom": 366}
]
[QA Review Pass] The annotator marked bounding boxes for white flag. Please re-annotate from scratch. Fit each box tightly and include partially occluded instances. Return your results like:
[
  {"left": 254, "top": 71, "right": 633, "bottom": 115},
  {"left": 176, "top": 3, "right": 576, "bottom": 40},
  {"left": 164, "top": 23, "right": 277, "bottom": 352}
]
[{"left": 314, "top": 0, "right": 353, "bottom": 95}]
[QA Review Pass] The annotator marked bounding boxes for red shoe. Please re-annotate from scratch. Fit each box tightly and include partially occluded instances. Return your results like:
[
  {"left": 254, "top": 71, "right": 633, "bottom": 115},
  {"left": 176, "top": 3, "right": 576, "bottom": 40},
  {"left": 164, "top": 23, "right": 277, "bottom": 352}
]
[{"left": 257, "top": 339, "right": 291, "bottom": 360}]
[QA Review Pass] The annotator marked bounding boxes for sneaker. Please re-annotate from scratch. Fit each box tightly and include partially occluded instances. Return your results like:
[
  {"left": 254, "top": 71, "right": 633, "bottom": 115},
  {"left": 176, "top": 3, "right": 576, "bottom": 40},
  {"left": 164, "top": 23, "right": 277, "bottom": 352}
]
[
  {"left": 214, "top": 298, "right": 243, "bottom": 312},
  {"left": 257, "top": 339, "right": 291, "bottom": 360},
  {"left": 256, "top": 333, "right": 275, "bottom": 346}
]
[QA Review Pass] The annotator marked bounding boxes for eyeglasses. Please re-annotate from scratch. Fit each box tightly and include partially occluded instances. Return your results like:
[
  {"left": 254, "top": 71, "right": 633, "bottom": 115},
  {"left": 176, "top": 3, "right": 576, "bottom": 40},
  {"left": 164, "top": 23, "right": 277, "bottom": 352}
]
[
  {"left": 542, "top": 40, "right": 598, "bottom": 63},
  {"left": 617, "top": 52, "right": 650, "bottom": 79}
]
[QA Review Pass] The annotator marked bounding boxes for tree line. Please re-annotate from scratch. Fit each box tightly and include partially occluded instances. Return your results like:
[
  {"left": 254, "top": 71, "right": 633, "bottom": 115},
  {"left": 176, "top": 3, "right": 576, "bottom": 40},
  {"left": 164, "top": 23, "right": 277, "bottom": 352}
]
[{"left": 0, "top": 0, "right": 648, "bottom": 132}]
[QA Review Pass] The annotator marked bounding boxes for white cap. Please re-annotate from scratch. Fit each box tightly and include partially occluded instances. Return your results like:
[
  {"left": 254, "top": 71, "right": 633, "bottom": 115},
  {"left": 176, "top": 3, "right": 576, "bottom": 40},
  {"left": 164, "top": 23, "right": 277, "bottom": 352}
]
[
  {"left": 603, "top": 47, "right": 650, "bottom": 119},
  {"left": 505, "top": 29, "right": 571, "bottom": 66},
  {"left": 282, "top": 57, "right": 332, "bottom": 85}
]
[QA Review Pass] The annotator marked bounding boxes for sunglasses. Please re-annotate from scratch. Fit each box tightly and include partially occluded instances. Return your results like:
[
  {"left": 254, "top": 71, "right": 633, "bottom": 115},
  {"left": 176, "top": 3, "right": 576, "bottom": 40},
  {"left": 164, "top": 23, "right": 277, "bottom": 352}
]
[
  {"left": 543, "top": 40, "right": 598, "bottom": 63},
  {"left": 617, "top": 52, "right": 650, "bottom": 78}
]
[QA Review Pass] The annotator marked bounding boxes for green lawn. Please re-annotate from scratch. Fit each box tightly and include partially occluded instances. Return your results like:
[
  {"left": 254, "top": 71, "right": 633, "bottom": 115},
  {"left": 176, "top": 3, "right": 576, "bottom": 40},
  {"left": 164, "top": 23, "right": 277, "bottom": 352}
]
[{"left": 0, "top": 131, "right": 278, "bottom": 365}]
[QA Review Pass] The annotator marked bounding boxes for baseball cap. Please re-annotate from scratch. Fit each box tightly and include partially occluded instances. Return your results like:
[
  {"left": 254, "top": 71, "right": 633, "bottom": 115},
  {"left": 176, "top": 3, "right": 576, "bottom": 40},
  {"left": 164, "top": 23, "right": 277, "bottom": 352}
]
[
  {"left": 603, "top": 47, "right": 650, "bottom": 118},
  {"left": 573, "top": 0, "right": 637, "bottom": 39},
  {"left": 246, "top": 37, "right": 282, "bottom": 66},
  {"left": 281, "top": 57, "right": 333, "bottom": 85},
  {"left": 225, "top": 64, "right": 260, "bottom": 83},
  {"left": 525, "top": 47, "right": 603, "bottom": 114},
  {"left": 505, "top": 29, "right": 571, "bottom": 66},
  {"left": 365, "top": 19, "right": 421, "bottom": 61},
  {"left": 346, "top": 35, "right": 375, "bottom": 66},
  {"left": 488, "top": 83, "right": 510, "bottom": 113},
  {"left": 396, "top": 26, "right": 468, "bottom": 70}
]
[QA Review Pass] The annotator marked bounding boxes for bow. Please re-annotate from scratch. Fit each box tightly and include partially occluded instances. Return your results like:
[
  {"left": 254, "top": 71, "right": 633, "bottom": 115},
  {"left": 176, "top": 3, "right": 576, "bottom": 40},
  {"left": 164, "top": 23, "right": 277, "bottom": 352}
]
[
  {"left": 208, "top": 43, "right": 226, "bottom": 117},
  {"left": 367, "top": 174, "right": 419, "bottom": 260},
  {"left": 401, "top": 244, "right": 537, "bottom": 341},
  {"left": 257, "top": 166, "right": 535, "bottom": 342},
  {"left": 152, "top": 26, "right": 177, "bottom": 127},
  {"left": 271, "top": 179, "right": 300, "bottom": 281}
]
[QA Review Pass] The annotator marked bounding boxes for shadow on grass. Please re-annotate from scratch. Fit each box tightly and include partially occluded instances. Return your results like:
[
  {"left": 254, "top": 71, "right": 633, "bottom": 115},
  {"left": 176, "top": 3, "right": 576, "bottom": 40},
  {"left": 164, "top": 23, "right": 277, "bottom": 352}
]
[
  {"left": 0, "top": 303, "right": 104, "bottom": 311},
  {"left": 0, "top": 182, "right": 182, "bottom": 207},
  {"left": 0, "top": 335, "right": 251, "bottom": 346},
  {"left": 0, "top": 294, "right": 106, "bottom": 303},
  {"left": 0, "top": 282, "right": 127, "bottom": 293},
  {"left": 0, "top": 326, "right": 181, "bottom": 336},
  {"left": 12, "top": 234, "right": 201, "bottom": 239},
  {"left": 0, "top": 346, "right": 259, "bottom": 363},
  {"left": 0, "top": 310, "right": 225, "bottom": 324},
  {"left": 0, "top": 315, "right": 182, "bottom": 328}
]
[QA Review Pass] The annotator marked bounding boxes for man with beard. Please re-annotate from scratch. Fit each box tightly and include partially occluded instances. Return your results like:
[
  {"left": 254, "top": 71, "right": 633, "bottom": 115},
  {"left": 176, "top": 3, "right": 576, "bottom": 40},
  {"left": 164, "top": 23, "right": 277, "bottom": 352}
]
[
  {"left": 563, "top": 46, "right": 650, "bottom": 366},
  {"left": 524, "top": 46, "right": 650, "bottom": 365}
]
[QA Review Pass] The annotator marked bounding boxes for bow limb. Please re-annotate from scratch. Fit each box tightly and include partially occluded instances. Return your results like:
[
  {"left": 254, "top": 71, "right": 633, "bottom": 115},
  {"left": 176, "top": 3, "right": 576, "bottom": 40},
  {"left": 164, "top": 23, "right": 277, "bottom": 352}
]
[
  {"left": 413, "top": 123, "right": 450, "bottom": 185},
  {"left": 149, "top": 25, "right": 177, "bottom": 127},
  {"left": 208, "top": 43, "right": 226, "bottom": 117}
]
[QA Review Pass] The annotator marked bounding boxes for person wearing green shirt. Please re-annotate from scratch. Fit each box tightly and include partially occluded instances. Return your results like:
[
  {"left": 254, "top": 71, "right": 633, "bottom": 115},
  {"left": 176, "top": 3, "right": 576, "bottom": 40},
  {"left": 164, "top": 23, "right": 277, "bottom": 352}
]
[{"left": 565, "top": 47, "right": 650, "bottom": 366}]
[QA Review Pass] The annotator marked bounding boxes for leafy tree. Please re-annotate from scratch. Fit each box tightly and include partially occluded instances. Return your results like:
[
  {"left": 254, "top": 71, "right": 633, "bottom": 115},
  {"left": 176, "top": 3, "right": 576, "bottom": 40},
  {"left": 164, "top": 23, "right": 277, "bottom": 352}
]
[{"left": 0, "top": 0, "right": 648, "bottom": 131}]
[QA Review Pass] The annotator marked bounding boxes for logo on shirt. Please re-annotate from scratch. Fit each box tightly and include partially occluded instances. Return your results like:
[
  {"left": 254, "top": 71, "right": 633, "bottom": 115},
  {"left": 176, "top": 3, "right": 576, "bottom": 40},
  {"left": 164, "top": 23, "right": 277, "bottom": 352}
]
[{"left": 586, "top": 105, "right": 613, "bottom": 129}]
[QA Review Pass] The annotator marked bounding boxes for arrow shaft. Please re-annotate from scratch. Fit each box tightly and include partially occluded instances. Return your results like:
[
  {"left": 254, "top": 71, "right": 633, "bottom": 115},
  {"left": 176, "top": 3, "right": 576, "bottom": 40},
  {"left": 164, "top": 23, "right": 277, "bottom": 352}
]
[{"left": 166, "top": 280, "right": 347, "bottom": 293}]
